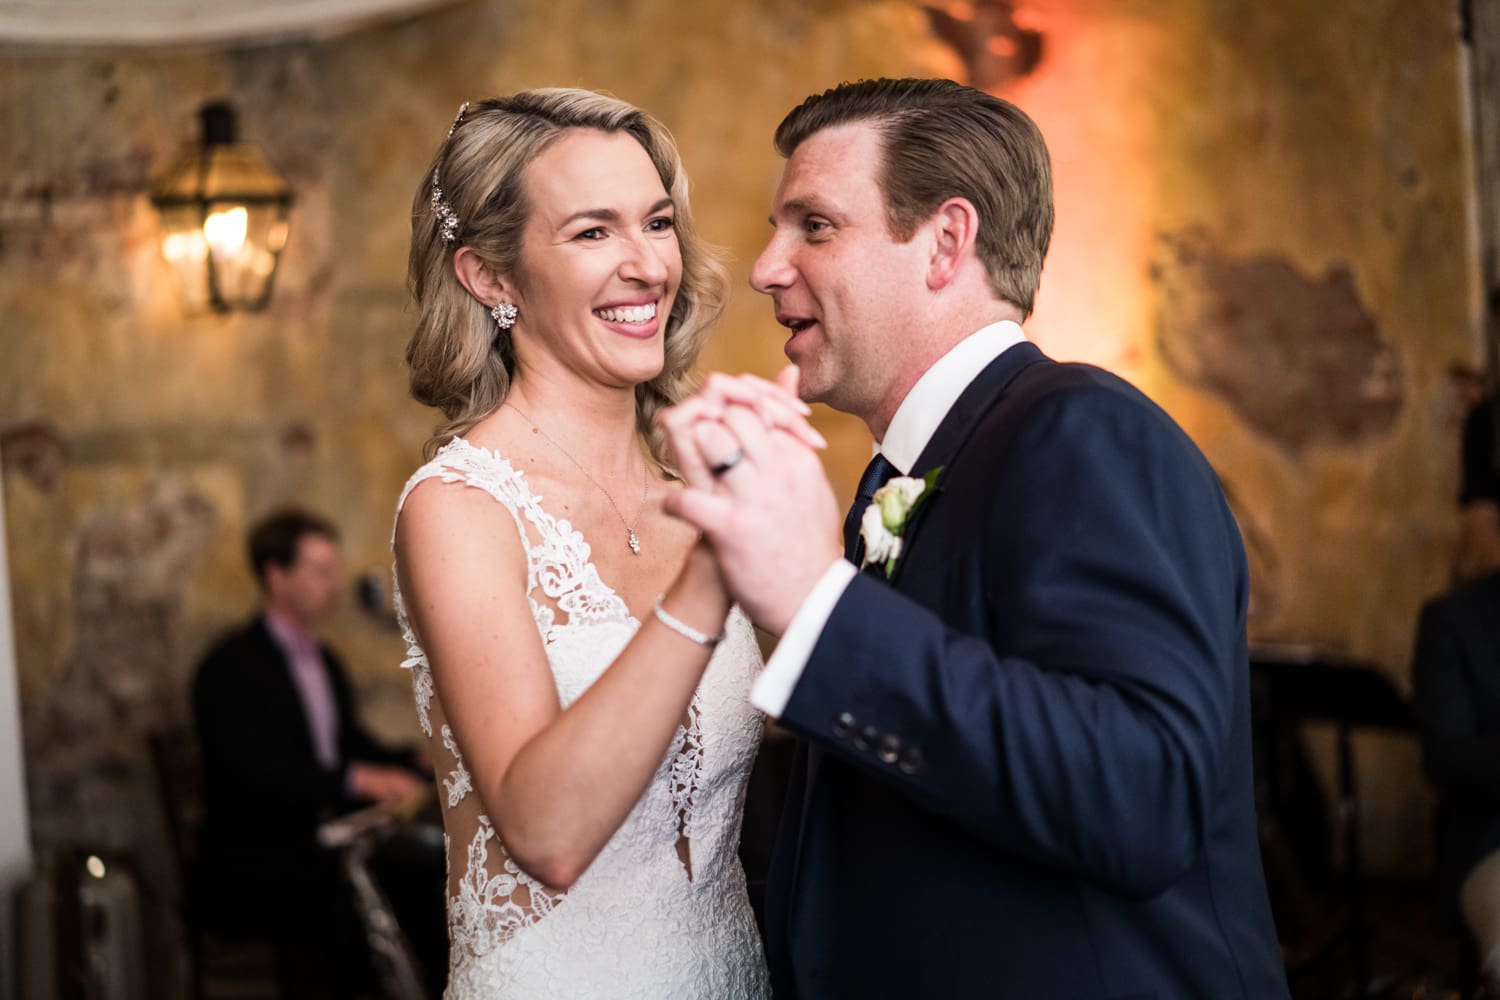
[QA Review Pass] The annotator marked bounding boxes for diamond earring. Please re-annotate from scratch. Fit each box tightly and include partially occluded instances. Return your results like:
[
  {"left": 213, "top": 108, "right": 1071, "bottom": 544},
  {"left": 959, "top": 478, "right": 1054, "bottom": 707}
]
[{"left": 491, "top": 302, "right": 517, "bottom": 331}]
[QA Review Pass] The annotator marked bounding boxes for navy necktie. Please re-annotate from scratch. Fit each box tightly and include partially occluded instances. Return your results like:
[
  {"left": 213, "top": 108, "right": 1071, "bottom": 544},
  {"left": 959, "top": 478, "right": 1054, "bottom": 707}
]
[{"left": 843, "top": 452, "right": 899, "bottom": 561}]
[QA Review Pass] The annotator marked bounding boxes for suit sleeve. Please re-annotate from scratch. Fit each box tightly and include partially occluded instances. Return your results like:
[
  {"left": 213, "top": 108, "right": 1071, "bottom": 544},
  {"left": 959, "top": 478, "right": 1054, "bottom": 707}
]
[
  {"left": 1411, "top": 601, "right": 1500, "bottom": 805},
  {"left": 777, "top": 387, "right": 1244, "bottom": 900},
  {"left": 193, "top": 644, "right": 348, "bottom": 815}
]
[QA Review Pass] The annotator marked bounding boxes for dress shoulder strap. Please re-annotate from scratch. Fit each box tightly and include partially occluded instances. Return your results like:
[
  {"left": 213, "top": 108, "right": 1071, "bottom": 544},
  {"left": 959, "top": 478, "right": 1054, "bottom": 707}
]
[
  {"left": 393, "top": 436, "right": 631, "bottom": 637},
  {"left": 393, "top": 437, "right": 543, "bottom": 557}
]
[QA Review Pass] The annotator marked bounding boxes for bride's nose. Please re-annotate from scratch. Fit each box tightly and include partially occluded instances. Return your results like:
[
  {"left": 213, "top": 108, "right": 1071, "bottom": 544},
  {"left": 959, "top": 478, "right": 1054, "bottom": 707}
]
[{"left": 619, "top": 233, "right": 672, "bottom": 285}]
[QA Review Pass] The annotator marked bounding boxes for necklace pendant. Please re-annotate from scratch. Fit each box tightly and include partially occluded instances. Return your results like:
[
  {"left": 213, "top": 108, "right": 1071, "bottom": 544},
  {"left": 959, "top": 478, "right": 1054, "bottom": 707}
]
[{"left": 628, "top": 529, "right": 640, "bottom": 555}]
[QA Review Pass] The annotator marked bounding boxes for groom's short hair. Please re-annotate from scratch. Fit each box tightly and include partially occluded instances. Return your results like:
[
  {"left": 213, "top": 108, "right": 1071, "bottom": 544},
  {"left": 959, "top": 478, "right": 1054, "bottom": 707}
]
[{"left": 774, "top": 78, "right": 1054, "bottom": 317}]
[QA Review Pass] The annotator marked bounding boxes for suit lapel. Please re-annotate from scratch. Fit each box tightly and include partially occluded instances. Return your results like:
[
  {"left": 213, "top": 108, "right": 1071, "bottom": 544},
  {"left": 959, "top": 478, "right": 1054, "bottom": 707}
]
[
  {"left": 783, "top": 342, "right": 1050, "bottom": 921},
  {"left": 248, "top": 618, "right": 319, "bottom": 762},
  {"left": 883, "top": 341, "right": 1048, "bottom": 586}
]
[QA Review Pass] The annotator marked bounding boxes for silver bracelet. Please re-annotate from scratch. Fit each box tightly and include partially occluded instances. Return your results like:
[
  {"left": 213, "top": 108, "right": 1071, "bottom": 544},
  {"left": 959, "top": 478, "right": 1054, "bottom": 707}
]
[{"left": 652, "top": 595, "right": 724, "bottom": 647}]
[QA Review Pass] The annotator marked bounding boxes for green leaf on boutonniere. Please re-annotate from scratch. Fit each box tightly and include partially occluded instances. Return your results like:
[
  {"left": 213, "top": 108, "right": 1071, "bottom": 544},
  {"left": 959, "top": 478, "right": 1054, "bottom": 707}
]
[
  {"left": 912, "top": 465, "right": 943, "bottom": 513},
  {"left": 878, "top": 465, "right": 944, "bottom": 579}
]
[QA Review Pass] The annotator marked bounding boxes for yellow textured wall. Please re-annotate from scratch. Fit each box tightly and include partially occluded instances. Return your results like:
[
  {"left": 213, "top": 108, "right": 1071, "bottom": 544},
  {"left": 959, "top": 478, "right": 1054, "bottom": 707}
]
[{"left": 0, "top": 0, "right": 1480, "bottom": 884}]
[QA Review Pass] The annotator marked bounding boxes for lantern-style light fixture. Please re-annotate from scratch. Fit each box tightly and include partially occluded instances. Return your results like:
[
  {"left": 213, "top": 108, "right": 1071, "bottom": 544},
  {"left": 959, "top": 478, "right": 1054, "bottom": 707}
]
[{"left": 151, "top": 101, "right": 293, "bottom": 313}]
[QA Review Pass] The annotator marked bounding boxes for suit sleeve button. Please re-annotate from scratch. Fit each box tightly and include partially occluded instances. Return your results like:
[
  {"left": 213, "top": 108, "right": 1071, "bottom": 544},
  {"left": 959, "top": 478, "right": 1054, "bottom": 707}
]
[
  {"left": 877, "top": 734, "right": 902, "bottom": 764},
  {"left": 897, "top": 746, "right": 925, "bottom": 773},
  {"left": 855, "top": 725, "right": 879, "bottom": 751},
  {"left": 833, "top": 712, "right": 856, "bottom": 737}
]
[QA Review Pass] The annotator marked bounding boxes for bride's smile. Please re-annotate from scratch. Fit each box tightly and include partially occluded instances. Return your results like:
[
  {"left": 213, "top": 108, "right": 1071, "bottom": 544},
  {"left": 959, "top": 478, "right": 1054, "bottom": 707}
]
[{"left": 593, "top": 295, "right": 663, "bottom": 339}]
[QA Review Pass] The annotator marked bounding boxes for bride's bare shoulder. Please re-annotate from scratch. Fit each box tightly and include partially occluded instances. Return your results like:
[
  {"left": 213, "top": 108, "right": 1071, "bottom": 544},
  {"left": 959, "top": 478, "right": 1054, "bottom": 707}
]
[{"left": 395, "top": 440, "right": 534, "bottom": 575}]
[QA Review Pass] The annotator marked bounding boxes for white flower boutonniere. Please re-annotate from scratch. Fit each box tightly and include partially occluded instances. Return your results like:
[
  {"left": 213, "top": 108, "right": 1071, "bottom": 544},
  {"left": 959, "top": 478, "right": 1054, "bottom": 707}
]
[{"left": 860, "top": 467, "right": 943, "bottom": 579}]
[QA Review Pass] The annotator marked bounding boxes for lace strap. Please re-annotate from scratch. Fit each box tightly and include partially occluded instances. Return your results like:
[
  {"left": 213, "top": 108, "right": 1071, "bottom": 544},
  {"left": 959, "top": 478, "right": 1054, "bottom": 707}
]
[
  {"left": 392, "top": 439, "right": 540, "bottom": 560},
  {"left": 394, "top": 437, "right": 632, "bottom": 635}
]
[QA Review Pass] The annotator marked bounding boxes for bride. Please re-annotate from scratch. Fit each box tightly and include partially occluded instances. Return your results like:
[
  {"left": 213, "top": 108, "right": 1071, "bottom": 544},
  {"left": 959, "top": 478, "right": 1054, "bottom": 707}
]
[{"left": 391, "top": 90, "right": 817, "bottom": 998}]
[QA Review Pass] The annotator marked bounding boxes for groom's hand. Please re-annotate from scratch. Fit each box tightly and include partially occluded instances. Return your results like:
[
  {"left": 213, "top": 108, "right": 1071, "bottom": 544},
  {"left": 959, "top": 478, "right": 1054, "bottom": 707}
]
[{"left": 660, "top": 375, "right": 842, "bottom": 636}]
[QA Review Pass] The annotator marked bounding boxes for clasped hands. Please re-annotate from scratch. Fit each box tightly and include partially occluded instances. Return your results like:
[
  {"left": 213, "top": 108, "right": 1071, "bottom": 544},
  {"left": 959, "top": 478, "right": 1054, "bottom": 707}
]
[{"left": 658, "top": 367, "right": 844, "bottom": 636}]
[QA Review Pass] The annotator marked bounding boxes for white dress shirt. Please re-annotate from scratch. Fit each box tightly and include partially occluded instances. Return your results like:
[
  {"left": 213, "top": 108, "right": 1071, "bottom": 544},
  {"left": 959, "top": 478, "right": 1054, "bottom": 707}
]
[{"left": 750, "top": 320, "right": 1029, "bottom": 717}]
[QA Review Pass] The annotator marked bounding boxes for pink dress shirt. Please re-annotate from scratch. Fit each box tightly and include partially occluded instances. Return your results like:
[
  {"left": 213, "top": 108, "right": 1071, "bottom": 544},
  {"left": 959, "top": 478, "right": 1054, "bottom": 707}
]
[{"left": 264, "top": 610, "right": 342, "bottom": 771}]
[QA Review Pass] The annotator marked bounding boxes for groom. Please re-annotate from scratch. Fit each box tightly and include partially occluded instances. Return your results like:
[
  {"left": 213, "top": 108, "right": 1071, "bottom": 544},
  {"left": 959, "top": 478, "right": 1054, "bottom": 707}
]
[{"left": 663, "top": 79, "right": 1289, "bottom": 998}]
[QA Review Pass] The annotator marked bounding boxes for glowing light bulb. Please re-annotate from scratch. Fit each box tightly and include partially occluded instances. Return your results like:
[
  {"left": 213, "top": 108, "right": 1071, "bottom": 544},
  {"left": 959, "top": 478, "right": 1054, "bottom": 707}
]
[
  {"left": 85, "top": 855, "right": 107, "bottom": 879},
  {"left": 203, "top": 206, "right": 249, "bottom": 259}
]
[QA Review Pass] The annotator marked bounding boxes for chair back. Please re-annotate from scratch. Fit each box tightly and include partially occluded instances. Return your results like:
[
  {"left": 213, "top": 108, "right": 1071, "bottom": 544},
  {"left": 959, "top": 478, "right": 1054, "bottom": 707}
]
[{"left": 146, "top": 726, "right": 203, "bottom": 898}]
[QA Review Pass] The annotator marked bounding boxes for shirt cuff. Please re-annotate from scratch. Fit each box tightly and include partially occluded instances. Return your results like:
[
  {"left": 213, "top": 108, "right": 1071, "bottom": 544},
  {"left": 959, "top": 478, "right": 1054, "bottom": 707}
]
[{"left": 751, "top": 558, "right": 859, "bottom": 718}]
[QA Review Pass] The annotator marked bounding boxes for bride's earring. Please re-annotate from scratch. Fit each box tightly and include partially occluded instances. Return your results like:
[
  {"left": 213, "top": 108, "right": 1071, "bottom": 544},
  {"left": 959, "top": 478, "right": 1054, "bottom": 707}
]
[{"left": 491, "top": 302, "right": 518, "bottom": 332}]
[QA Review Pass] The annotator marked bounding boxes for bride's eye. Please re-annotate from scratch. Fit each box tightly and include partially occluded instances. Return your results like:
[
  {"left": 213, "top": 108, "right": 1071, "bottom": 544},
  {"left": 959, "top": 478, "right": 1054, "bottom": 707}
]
[{"left": 575, "top": 227, "right": 606, "bottom": 241}]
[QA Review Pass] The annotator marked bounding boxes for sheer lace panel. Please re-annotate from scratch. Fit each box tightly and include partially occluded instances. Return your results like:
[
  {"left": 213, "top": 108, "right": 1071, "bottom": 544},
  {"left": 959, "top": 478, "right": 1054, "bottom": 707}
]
[
  {"left": 439, "top": 725, "right": 472, "bottom": 808},
  {"left": 670, "top": 700, "right": 705, "bottom": 880},
  {"left": 425, "top": 698, "right": 566, "bottom": 950},
  {"left": 392, "top": 441, "right": 580, "bottom": 952}
]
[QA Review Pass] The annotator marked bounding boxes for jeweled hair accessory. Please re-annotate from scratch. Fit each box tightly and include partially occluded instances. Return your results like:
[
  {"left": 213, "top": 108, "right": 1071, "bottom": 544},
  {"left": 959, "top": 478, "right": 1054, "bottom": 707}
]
[
  {"left": 430, "top": 101, "right": 470, "bottom": 246},
  {"left": 446, "top": 101, "right": 469, "bottom": 138},
  {"left": 431, "top": 183, "right": 460, "bottom": 245}
]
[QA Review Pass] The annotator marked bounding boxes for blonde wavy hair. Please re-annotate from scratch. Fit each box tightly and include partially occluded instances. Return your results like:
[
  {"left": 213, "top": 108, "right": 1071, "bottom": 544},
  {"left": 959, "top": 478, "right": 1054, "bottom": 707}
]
[{"left": 406, "top": 89, "right": 730, "bottom": 465}]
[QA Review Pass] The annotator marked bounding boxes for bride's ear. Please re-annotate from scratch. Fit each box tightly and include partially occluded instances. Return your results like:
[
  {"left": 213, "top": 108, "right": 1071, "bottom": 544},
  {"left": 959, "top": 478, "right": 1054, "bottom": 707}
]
[{"left": 452, "top": 247, "right": 514, "bottom": 308}]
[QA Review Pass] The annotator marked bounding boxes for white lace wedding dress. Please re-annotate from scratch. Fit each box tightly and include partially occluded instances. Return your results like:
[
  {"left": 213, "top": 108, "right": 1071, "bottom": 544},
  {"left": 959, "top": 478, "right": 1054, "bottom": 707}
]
[{"left": 392, "top": 437, "right": 771, "bottom": 999}]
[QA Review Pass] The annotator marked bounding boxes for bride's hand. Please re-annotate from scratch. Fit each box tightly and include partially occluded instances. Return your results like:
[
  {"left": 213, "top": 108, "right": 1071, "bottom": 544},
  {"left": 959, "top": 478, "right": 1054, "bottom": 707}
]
[
  {"left": 666, "top": 403, "right": 780, "bottom": 496},
  {"left": 659, "top": 365, "right": 826, "bottom": 491},
  {"left": 663, "top": 394, "right": 843, "bottom": 636},
  {"left": 660, "top": 367, "right": 825, "bottom": 454}
]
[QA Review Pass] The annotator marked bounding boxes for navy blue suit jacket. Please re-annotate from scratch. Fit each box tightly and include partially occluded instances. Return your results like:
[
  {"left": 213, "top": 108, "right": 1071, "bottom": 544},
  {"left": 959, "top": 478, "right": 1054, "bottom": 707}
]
[{"left": 764, "top": 344, "right": 1288, "bottom": 999}]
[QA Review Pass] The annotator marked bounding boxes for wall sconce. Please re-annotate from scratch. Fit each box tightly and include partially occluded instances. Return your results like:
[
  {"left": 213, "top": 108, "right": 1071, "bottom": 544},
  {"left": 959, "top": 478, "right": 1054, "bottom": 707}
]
[{"left": 151, "top": 102, "right": 293, "bottom": 313}]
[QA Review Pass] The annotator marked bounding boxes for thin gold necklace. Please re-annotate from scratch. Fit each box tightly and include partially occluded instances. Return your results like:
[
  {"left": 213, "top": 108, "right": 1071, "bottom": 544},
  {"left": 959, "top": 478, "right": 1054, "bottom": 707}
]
[{"left": 506, "top": 404, "right": 649, "bottom": 555}]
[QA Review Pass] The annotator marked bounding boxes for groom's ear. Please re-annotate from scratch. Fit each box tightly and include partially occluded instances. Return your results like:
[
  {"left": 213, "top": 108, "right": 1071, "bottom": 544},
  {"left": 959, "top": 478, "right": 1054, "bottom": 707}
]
[
  {"left": 925, "top": 197, "right": 980, "bottom": 292},
  {"left": 452, "top": 247, "right": 515, "bottom": 308}
]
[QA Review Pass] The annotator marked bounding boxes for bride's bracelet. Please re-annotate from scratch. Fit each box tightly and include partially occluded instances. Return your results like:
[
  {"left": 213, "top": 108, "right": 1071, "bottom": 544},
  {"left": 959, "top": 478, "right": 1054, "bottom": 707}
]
[{"left": 652, "top": 595, "right": 724, "bottom": 648}]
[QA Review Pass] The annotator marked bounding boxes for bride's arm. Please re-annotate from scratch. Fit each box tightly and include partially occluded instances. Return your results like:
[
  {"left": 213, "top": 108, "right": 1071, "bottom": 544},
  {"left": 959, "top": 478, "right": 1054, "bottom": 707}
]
[{"left": 394, "top": 478, "right": 728, "bottom": 891}]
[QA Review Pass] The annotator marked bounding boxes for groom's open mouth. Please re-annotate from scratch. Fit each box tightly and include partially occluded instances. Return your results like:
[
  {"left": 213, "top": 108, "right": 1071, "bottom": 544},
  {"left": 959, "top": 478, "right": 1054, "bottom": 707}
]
[
  {"left": 777, "top": 314, "right": 819, "bottom": 362},
  {"left": 777, "top": 313, "right": 817, "bottom": 334}
]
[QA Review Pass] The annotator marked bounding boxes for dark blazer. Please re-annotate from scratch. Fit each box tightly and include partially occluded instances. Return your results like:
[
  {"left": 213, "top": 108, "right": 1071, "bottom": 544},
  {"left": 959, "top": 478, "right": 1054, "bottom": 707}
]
[
  {"left": 765, "top": 343, "right": 1288, "bottom": 999},
  {"left": 191, "top": 616, "right": 415, "bottom": 931},
  {"left": 1411, "top": 571, "right": 1500, "bottom": 928}
]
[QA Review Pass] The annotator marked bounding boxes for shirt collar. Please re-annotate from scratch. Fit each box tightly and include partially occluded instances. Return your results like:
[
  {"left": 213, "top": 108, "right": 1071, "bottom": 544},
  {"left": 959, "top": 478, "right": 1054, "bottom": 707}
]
[
  {"left": 264, "top": 608, "right": 319, "bottom": 659},
  {"left": 876, "top": 320, "right": 1028, "bottom": 474}
]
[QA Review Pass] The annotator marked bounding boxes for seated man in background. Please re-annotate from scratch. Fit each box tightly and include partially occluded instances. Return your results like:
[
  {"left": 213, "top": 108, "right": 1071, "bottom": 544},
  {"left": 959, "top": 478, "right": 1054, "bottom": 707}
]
[
  {"left": 193, "top": 508, "right": 443, "bottom": 997},
  {"left": 1411, "top": 567, "right": 1500, "bottom": 995},
  {"left": 1458, "top": 289, "right": 1500, "bottom": 581},
  {"left": 1461, "top": 386, "right": 1500, "bottom": 579}
]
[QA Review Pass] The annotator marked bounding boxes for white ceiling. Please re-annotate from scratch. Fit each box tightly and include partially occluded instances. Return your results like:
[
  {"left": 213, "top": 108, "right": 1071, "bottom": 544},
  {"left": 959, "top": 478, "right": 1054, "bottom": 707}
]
[{"left": 0, "top": 0, "right": 466, "bottom": 47}]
